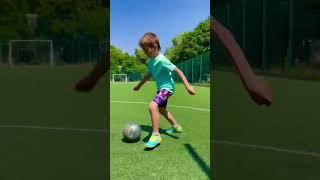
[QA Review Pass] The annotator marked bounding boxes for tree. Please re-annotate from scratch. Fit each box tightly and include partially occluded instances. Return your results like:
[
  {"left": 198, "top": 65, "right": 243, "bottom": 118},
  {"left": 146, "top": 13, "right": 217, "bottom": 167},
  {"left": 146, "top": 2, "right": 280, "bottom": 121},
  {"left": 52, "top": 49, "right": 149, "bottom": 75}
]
[
  {"left": 134, "top": 48, "right": 148, "bottom": 64},
  {"left": 165, "top": 17, "right": 210, "bottom": 63},
  {"left": 0, "top": 0, "right": 108, "bottom": 41},
  {"left": 0, "top": 0, "right": 25, "bottom": 40},
  {"left": 111, "top": 44, "right": 147, "bottom": 75}
]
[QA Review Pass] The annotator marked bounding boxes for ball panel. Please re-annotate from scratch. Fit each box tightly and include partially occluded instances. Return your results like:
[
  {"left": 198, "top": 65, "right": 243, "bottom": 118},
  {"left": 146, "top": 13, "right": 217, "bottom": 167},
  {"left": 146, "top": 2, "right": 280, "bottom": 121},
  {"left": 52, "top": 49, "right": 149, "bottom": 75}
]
[{"left": 122, "top": 122, "right": 141, "bottom": 142}]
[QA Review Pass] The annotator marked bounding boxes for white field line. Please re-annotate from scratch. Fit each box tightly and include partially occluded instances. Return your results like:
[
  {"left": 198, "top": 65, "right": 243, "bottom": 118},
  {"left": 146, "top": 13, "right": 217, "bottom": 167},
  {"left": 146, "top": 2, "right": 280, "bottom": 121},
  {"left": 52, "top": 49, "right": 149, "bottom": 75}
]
[
  {"left": 1, "top": 104, "right": 317, "bottom": 158},
  {"left": 215, "top": 140, "right": 320, "bottom": 158},
  {"left": 1, "top": 126, "right": 318, "bottom": 158},
  {"left": 0, "top": 125, "right": 106, "bottom": 133},
  {"left": 111, "top": 100, "right": 210, "bottom": 112}
]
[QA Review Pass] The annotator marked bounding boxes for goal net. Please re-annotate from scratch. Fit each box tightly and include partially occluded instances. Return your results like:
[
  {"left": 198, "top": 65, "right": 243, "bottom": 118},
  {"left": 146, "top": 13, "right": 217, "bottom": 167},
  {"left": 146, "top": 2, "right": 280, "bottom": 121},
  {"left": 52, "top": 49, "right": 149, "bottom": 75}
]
[
  {"left": 112, "top": 74, "right": 128, "bottom": 82},
  {"left": 9, "top": 40, "right": 53, "bottom": 66}
]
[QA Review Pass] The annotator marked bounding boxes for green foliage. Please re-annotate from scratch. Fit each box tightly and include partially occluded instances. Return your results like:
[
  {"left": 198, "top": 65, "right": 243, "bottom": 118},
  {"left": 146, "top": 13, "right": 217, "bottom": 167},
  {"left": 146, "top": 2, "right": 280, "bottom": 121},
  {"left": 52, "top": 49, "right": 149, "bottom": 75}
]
[
  {"left": 165, "top": 17, "right": 210, "bottom": 63},
  {"left": 0, "top": 0, "right": 25, "bottom": 40},
  {"left": 0, "top": 0, "right": 107, "bottom": 41},
  {"left": 35, "top": 0, "right": 107, "bottom": 40},
  {"left": 134, "top": 48, "right": 148, "bottom": 64},
  {"left": 110, "top": 45, "right": 147, "bottom": 75}
]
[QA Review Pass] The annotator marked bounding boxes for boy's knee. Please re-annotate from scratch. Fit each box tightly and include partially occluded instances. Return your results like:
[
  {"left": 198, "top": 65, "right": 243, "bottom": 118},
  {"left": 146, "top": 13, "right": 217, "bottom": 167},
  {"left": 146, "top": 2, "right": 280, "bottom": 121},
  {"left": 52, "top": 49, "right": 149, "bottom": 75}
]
[
  {"left": 149, "top": 101, "right": 158, "bottom": 111},
  {"left": 159, "top": 107, "right": 167, "bottom": 115}
]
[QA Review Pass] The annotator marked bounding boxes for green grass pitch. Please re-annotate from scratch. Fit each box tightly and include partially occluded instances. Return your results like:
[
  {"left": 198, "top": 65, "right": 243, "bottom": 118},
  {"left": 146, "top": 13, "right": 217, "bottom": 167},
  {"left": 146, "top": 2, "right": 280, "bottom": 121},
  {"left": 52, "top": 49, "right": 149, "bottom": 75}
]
[
  {"left": 110, "top": 82, "right": 210, "bottom": 180},
  {"left": 0, "top": 66, "right": 108, "bottom": 180},
  {"left": 213, "top": 71, "right": 320, "bottom": 180},
  {"left": 3, "top": 67, "right": 319, "bottom": 179}
]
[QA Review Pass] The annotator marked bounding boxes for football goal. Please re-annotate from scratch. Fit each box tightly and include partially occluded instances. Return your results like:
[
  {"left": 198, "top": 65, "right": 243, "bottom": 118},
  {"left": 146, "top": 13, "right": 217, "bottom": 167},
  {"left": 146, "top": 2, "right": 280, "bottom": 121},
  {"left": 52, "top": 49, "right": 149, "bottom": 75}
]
[
  {"left": 112, "top": 74, "right": 128, "bottom": 82},
  {"left": 8, "top": 40, "right": 53, "bottom": 66}
]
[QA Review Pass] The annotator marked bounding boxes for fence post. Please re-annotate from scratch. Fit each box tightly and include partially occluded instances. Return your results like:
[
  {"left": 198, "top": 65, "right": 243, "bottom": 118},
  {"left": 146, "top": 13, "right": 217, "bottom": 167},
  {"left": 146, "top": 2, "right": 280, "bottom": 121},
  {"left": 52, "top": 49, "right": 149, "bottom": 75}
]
[
  {"left": 242, "top": 0, "right": 247, "bottom": 51},
  {"left": 199, "top": 54, "right": 202, "bottom": 83},
  {"left": 8, "top": 41, "right": 12, "bottom": 66},
  {"left": 88, "top": 48, "right": 91, "bottom": 64},
  {"left": 262, "top": 0, "right": 267, "bottom": 70},
  {"left": 185, "top": 61, "right": 188, "bottom": 82},
  {"left": 288, "top": 0, "right": 294, "bottom": 68},
  {"left": 191, "top": 58, "right": 194, "bottom": 84}
]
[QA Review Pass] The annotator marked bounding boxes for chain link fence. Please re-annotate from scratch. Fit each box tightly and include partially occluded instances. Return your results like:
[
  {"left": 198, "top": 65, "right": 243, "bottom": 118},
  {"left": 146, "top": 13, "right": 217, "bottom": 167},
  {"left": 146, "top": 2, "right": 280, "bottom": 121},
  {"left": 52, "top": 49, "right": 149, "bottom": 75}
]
[{"left": 213, "top": 0, "right": 320, "bottom": 80}]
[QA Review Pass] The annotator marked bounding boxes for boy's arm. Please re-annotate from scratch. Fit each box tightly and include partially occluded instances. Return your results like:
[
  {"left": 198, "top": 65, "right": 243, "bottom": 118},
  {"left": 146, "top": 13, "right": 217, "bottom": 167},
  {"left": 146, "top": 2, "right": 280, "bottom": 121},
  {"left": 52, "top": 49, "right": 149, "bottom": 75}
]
[
  {"left": 133, "top": 73, "right": 151, "bottom": 90},
  {"left": 74, "top": 54, "right": 108, "bottom": 92},
  {"left": 211, "top": 17, "right": 272, "bottom": 106},
  {"left": 174, "top": 67, "right": 195, "bottom": 95}
]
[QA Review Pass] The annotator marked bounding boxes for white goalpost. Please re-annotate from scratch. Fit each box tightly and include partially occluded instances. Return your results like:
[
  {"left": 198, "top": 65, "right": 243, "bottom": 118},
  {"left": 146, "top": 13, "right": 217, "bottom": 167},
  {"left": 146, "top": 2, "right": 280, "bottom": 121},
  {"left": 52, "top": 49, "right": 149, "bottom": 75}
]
[
  {"left": 8, "top": 40, "right": 54, "bottom": 66},
  {"left": 112, "top": 74, "right": 128, "bottom": 82}
]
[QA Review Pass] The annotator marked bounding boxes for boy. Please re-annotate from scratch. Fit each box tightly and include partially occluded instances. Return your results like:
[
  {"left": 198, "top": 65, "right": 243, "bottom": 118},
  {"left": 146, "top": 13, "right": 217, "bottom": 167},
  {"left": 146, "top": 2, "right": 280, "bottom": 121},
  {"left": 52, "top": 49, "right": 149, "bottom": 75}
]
[
  {"left": 75, "top": 18, "right": 271, "bottom": 106},
  {"left": 133, "top": 32, "right": 195, "bottom": 148}
]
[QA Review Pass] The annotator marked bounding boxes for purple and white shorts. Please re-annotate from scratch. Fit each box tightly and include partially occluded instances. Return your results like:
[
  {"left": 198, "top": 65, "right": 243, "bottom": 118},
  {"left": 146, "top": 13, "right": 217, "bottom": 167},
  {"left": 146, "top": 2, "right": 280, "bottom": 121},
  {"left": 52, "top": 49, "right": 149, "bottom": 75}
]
[{"left": 152, "top": 89, "right": 173, "bottom": 108}]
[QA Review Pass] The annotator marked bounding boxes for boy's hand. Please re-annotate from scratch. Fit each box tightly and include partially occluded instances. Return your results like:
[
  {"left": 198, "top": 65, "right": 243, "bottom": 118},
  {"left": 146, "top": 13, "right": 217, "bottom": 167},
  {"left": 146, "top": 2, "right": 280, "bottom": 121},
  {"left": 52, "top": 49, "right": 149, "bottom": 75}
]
[
  {"left": 133, "top": 85, "right": 141, "bottom": 91},
  {"left": 187, "top": 85, "right": 195, "bottom": 95},
  {"left": 246, "top": 78, "right": 272, "bottom": 106},
  {"left": 74, "top": 76, "right": 98, "bottom": 92}
]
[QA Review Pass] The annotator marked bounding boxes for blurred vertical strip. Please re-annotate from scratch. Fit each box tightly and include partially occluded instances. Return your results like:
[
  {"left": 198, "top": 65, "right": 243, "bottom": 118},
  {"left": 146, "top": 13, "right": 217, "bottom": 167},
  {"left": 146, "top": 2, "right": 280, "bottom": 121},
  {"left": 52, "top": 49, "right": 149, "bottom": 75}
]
[{"left": 98, "top": 0, "right": 109, "bottom": 8}]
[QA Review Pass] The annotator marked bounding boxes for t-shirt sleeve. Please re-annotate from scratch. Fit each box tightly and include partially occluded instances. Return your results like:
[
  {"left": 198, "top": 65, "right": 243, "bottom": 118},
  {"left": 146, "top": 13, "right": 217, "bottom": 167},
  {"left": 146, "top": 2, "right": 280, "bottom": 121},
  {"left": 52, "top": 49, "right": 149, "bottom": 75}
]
[{"left": 161, "top": 59, "right": 176, "bottom": 72}]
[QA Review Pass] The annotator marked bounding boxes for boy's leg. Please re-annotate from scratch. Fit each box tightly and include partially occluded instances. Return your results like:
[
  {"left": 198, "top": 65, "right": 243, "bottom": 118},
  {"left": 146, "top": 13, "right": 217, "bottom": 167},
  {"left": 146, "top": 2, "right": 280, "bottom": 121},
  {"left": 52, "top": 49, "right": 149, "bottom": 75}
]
[
  {"left": 145, "top": 101, "right": 162, "bottom": 148},
  {"left": 159, "top": 107, "right": 182, "bottom": 133},
  {"left": 150, "top": 89, "right": 173, "bottom": 133},
  {"left": 149, "top": 101, "right": 160, "bottom": 135},
  {"left": 159, "top": 107, "right": 179, "bottom": 128}
]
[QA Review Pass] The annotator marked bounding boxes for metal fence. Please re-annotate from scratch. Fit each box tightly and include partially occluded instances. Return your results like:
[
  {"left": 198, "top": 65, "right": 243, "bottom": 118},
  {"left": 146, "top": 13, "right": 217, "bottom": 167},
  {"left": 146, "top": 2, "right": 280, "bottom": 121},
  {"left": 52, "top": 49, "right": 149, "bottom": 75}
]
[
  {"left": 0, "top": 39, "right": 106, "bottom": 66},
  {"left": 174, "top": 51, "right": 210, "bottom": 84},
  {"left": 0, "top": 43, "right": 8, "bottom": 64},
  {"left": 213, "top": 0, "right": 320, "bottom": 76}
]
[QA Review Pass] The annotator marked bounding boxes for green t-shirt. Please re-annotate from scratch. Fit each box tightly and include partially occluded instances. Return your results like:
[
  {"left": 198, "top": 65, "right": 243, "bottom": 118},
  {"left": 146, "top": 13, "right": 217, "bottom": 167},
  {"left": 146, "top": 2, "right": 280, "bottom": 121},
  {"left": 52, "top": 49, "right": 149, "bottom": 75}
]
[{"left": 147, "top": 54, "right": 176, "bottom": 93}]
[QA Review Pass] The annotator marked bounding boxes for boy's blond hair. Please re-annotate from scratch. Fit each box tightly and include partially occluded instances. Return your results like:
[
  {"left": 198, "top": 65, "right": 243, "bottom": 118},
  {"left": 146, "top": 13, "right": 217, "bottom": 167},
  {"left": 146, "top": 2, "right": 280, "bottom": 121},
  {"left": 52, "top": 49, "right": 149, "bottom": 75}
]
[{"left": 139, "top": 32, "right": 161, "bottom": 51}]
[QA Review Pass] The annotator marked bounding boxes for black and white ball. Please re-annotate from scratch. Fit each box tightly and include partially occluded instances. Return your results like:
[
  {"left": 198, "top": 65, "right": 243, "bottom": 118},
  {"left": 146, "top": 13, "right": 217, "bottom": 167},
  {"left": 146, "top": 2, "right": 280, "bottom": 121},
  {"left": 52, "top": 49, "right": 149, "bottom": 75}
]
[{"left": 122, "top": 122, "right": 141, "bottom": 142}]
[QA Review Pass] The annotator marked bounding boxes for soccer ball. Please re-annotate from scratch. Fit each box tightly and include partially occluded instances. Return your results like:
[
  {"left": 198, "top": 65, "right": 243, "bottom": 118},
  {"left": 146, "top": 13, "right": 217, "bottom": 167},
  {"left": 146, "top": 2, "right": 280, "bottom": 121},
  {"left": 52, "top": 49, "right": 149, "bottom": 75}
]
[{"left": 122, "top": 122, "right": 141, "bottom": 142}]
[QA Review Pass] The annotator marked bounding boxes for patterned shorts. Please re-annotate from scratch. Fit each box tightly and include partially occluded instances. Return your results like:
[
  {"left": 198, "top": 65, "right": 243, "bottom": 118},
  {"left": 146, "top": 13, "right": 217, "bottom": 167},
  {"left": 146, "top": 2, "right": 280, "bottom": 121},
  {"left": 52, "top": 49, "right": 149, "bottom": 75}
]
[{"left": 152, "top": 89, "right": 173, "bottom": 108}]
